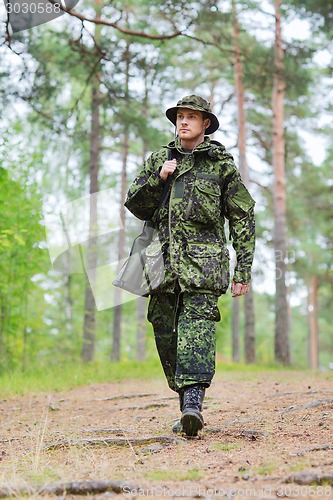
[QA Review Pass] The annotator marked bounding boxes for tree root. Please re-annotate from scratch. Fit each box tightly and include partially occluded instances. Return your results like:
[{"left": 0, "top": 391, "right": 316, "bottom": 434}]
[
  {"left": 115, "top": 403, "right": 169, "bottom": 410},
  {"left": 0, "top": 479, "right": 136, "bottom": 498},
  {"left": 82, "top": 427, "right": 134, "bottom": 433},
  {"left": 293, "top": 444, "right": 333, "bottom": 456},
  {"left": 45, "top": 435, "right": 186, "bottom": 450},
  {"left": 281, "top": 398, "right": 333, "bottom": 414},
  {"left": 272, "top": 390, "right": 333, "bottom": 398},
  {"left": 280, "top": 398, "right": 333, "bottom": 415},
  {"left": 239, "top": 429, "right": 268, "bottom": 440},
  {"left": 284, "top": 472, "right": 333, "bottom": 485},
  {"left": 95, "top": 393, "right": 157, "bottom": 401}
]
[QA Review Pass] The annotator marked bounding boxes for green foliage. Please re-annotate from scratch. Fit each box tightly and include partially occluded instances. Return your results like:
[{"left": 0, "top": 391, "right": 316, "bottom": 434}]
[
  {"left": 288, "top": 158, "right": 333, "bottom": 265},
  {"left": 0, "top": 167, "right": 48, "bottom": 371},
  {"left": 288, "top": 0, "right": 333, "bottom": 34},
  {"left": 0, "top": 0, "right": 332, "bottom": 374},
  {"left": 216, "top": 294, "right": 232, "bottom": 358},
  {"left": 0, "top": 358, "right": 163, "bottom": 397},
  {"left": 0, "top": 358, "right": 302, "bottom": 397}
]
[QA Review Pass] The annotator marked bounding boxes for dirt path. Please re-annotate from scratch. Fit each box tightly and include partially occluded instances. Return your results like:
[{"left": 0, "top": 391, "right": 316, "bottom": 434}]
[{"left": 0, "top": 370, "right": 332, "bottom": 499}]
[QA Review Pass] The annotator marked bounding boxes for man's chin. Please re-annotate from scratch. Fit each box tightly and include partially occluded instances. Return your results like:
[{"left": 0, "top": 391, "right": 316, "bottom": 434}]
[{"left": 179, "top": 131, "right": 192, "bottom": 139}]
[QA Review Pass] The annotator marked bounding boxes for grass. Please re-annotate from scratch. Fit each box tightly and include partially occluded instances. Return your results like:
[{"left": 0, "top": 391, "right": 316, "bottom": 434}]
[
  {"left": 0, "top": 358, "right": 163, "bottom": 397},
  {"left": 0, "top": 357, "right": 330, "bottom": 397},
  {"left": 256, "top": 461, "right": 279, "bottom": 476},
  {"left": 211, "top": 442, "right": 240, "bottom": 452},
  {"left": 145, "top": 468, "right": 203, "bottom": 481},
  {"left": 288, "top": 459, "right": 310, "bottom": 473},
  {"left": 252, "top": 457, "right": 310, "bottom": 477}
]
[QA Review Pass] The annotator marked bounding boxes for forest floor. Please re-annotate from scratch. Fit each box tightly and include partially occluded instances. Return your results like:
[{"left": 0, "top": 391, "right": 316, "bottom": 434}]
[{"left": 0, "top": 370, "right": 332, "bottom": 499}]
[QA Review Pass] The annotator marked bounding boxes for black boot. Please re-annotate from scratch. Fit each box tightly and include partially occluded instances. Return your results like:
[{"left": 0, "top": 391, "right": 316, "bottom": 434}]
[
  {"left": 181, "top": 385, "right": 205, "bottom": 437},
  {"left": 172, "top": 390, "right": 184, "bottom": 433},
  {"left": 178, "top": 389, "right": 184, "bottom": 411}
]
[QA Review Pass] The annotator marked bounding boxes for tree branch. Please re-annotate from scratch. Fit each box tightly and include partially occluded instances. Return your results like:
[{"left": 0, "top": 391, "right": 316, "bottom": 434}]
[
  {"left": 5, "top": 10, "right": 11, "bottom": 46},
  {"left": 182, "top": 32, "right": 235, "bottom": 56},
  {"left": 47, "top": 0, "right": 182, "bottom": 40}
]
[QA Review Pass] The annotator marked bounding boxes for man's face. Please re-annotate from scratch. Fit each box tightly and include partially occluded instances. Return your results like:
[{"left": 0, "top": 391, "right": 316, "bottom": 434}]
[{"left": 176, "top": 108, "right": 210, "bottom": 143}]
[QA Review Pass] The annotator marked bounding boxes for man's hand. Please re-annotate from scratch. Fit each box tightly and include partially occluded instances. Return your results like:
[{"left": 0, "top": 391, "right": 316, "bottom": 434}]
[
  {"left": 231, "top": 281, "right": 250, "bottom": 297},
  {"left": 159, "top": 159, "right": 177, "bottom": 181}
]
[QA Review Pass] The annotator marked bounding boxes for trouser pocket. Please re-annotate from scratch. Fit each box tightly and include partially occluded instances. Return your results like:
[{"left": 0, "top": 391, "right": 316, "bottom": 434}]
[
  {"left": 143, "top": 239, "right": 165, "bottom": 292},
  {"left": 175, "top": 292, "right": 219, "bottom": 388}
]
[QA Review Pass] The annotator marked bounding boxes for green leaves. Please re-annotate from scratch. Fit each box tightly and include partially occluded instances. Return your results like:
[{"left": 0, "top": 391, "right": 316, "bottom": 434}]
[
  {"left": 0, "top": 167, "right": 47, "bottom": 371},
  {"left": 0, "top": 0, "right": 332, "bottom": 371},
  {"left": 0, "top": 229, "right": 27, "bottom": 248}
]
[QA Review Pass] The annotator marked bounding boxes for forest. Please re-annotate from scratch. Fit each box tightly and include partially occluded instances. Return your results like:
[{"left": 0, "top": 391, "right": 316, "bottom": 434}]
[{"left": 0, "top": 0, "right": 332, "bottom": 376}]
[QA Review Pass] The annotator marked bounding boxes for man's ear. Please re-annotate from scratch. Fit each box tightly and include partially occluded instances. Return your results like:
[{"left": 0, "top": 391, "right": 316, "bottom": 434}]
[{"left": 204, "top": 118, "right": 211, "bottom": 130}]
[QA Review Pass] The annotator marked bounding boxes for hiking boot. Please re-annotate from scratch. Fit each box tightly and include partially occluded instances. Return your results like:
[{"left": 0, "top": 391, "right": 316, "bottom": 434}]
[
  {"left": 178, "top": 389, "right": 184, "bottom": 411},
  {"left": 180, "top": 385, "right": 205, "bottom": 437},
  {"left": 172, "top": 390, "right": 184, "bottom": 433}
]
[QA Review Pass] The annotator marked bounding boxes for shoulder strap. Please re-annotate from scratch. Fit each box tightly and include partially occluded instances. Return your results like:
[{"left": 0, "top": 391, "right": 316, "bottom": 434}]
[
  {"left": 156, "top": 149, "right": 174, "bottom": 212},
  {"left": 210, "top": 140, "right": 224, "bottom": 147}
]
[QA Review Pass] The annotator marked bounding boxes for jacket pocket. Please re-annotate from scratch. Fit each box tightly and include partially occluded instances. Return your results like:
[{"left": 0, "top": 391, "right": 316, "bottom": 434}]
[
  {"left": 227, "top": 183, "right": 255, "bottom": 217},
  {"left": 143, "top": 238, "right": 165, "bottom": 292},
  {"left": 185, "top": 243, "right": 229, "bottom": 293},
  {"left": 186, "top": 174, "right": 221, "bottom": 225}
]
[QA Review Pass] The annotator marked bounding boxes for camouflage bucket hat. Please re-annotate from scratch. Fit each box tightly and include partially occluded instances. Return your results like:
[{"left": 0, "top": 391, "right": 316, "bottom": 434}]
[{"left": 165, "top": 94, "right": 219, "bottom": 135}]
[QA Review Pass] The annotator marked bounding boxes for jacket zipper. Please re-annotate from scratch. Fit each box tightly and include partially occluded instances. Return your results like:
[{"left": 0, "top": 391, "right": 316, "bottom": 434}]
[
  {"left": 168, "top": 180, "right": 175, "bottom": 271},
  {"left": 176, "top": 155, "right": 195, "bottom": 221},
  {"left": 168, "top": 154, "right": 194, "bottom": 272},
  {"left": 173, "top": 290, "right": 181, "bottom": 334}
]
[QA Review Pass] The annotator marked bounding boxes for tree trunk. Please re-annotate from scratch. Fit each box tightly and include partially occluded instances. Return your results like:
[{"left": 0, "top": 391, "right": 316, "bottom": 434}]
[
  {"left": 272, "top": 0, "right": 290, "bottom": 365},
  {"left": 82, "top": 0, "right": 102, "bottom": 362},
  {"left": 111, "top": 35, "right": 131, "bottom": 361},
  {"left": 307, "top": 275, "right": 319, "bottom": 369},
  {"left": 136, "top": 296, "right": 146, "bottom": 361},
  {"left": 22, "top": 277, "right": 29, "bottom": 370},
  {"left": 63, "top": 147, "right": 73, "bottom": 341},
  {"left": 63, "top": 254, "right": 73, "bottom": 339},
  {"left": 232, "top": 297, "right": 240, "bottom": 362},
  {"left": 81, "top": 85, "right": 100, "bottom": 362},
  {"left": 134, "top": 72, "right": 152, "bottom": 362},
  {"left": 244, "top": 289, "right": 255, "bottom": 363},
  {"left": 232, "top": 0, "right": 255, "bottom": 363},
  {"left": 111, "top": 129, "right": 128, "bottom": 360},
  {"left": 209, "top": 85, "right": 217, "bottom": 141},
  {"left": 0, "top": 301, "right": 5, "bottom": 364}
]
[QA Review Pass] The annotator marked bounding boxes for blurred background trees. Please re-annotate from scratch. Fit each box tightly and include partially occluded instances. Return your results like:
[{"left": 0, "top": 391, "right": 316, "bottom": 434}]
[{"left": 0, "top": 0, "right": 332, "bottom": 373}]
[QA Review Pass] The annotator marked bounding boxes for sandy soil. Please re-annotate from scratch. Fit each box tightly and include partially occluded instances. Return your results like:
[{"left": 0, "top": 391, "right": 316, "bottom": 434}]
[{"left": 0, "top": 370, "right": 332, "bottom": 499}]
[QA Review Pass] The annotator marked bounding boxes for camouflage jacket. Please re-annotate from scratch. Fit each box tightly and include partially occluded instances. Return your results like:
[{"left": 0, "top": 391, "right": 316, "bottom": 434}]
[{"left": 124, "top": 137, "right": 255, "bottom": 296}]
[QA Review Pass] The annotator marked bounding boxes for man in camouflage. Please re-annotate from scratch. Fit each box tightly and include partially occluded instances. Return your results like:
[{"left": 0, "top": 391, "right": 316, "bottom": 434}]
[{"left": 124, "top": 95, "right": 255, "bottom": 436}]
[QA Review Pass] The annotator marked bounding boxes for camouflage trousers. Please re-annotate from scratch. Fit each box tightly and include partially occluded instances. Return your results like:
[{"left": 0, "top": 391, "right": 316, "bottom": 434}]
[{"left": 147, "top": 287, "right": 221, "bottom": 393}]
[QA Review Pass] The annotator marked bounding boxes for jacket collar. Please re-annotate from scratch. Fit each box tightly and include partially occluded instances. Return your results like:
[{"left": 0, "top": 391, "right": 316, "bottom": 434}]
[{"left": 166, "top": 136, "right": 213, "bottom": 154}]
